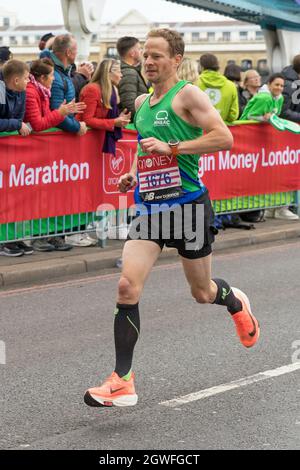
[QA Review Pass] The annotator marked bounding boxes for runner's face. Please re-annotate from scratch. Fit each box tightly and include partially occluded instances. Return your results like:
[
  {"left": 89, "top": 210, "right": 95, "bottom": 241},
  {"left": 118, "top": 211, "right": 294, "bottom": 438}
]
[
  {"left": 143, "top": 37, "right": 181, "bottom": 84},
  {"left": 268, "top": 78, "right": 284, "bottom": 97}
]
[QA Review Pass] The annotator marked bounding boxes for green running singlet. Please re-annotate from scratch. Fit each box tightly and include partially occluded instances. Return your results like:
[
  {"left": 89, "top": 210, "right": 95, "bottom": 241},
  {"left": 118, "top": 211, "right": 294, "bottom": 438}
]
[{"left": 134, "top": 80, "right": 207, "bottom": 210}]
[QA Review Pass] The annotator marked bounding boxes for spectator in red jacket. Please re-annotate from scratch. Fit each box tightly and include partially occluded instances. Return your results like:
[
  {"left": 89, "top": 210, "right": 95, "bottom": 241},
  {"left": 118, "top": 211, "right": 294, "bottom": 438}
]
[
  {"left": 68, "top": 59, "right": 131, "bottom": 247},
  {"left": 77, "top": 59, "right": 131, "bottom": 153},
  {"left": 25, "top": 58, "right": 85, "bottom": 132}
]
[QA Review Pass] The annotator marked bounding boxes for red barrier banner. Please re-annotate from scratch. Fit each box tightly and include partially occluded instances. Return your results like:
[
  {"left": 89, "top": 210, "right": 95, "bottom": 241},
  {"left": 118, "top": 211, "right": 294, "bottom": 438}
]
[
  {"left": 0, "top": 124, "right": 299, "bottom": 224},
  {"left": 200, "top": 123, "right": 300, "bottom": 200},
  {"left": 0, "top": 130, "right": 106, "bottom": 224}
]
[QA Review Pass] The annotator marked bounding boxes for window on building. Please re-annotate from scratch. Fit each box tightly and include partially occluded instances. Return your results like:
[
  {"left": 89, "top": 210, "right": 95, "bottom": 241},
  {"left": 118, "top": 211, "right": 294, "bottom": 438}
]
[
  {"left": 3, "top": 17, "right": 10, "bottom": 27},
  {"left": 241, "top": 59, "right": 253, "bottom": 71},
  {"left": 257, "top": 59, "right": 270, "bottom": 76},
  {"left": 255, "top": 30, "right": 264, "bottom": 40},
  {"left": 192, "top": 32, "right": 199, "bottom": 42},
  {"left": 35, "top": 35, "right": 41, "bottom": 43},
  {"left": 239, "top": 31, "right": 248, "bottom": 41},
  {"left": 91, "top": 34, "right": 97, "bottom": 43},
  {"left": 222, "top": 32, "right": 231, "bottom": 41},
  {"left": 9, "top": 36, "right": 18, "bottom": 45},
  {"left": 22, "top": 36, "right": 29, "bottom": 45},
  {"left": 207, "top": 32, "right": 215, "bottom": 42},
  {"left": 0, "top": 37, "right": 3, "bottom": 45},
  {"left": 180, "top": 33, "right": 185, "bottom": 39},
  {"left": 106, "top": 47, "right": 118, "bottom": 59},
  {"left": 227, "top": 59, "right": 236, "bottom": 65}
]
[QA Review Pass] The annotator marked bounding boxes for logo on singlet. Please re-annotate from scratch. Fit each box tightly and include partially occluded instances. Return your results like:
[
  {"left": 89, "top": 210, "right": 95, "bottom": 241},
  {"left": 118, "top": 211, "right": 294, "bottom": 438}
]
[{"left": 154, "top": 110, "right": 170, "bottom": 127}]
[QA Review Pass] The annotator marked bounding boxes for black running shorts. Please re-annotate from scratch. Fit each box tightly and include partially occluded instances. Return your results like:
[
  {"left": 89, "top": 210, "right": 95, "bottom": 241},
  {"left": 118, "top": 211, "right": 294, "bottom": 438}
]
[{"left": 127, "top": 191, "right": 218, "bottom": 259}]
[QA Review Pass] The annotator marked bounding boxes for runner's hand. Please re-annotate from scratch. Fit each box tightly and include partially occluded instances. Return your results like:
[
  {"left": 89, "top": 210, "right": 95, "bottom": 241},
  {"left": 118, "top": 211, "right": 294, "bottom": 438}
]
[
  {"left": 140, "top": 137, "right": 171, "bottom": 155},
  {"left": 118, "top": 173, "right": 137, "bottom": 193}
]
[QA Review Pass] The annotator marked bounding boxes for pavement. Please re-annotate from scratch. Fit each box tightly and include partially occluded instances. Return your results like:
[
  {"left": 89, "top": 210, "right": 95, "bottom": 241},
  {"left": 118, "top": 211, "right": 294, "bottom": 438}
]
[
  {"left": 1, "top": 237, "right": 300, "bottom": 450},
  {"left": 0, "top": 218, "right": 299, "bottom": 288}
]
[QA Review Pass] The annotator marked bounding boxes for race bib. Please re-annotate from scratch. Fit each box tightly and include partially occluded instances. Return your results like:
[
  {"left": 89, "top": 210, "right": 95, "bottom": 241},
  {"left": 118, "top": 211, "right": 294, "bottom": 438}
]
[{"left": 137, "top": 154, "right": 183, "bottom": 202}]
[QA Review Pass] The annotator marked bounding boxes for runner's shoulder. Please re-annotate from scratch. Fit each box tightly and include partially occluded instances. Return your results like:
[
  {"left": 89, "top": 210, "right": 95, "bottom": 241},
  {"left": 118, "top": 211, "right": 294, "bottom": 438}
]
[
  {"left": 179, "top": 83, "right": 211, "bottom": 108},
  {"left": 135, "top": 93, "right": 150, "bottom": 111},
  {"left": 180, "top": 82, "right": 205, "bottom": 99}
]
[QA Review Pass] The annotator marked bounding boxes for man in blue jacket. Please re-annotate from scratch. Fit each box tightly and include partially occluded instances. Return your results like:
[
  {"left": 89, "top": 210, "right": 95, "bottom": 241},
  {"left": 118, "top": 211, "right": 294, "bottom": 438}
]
[
  {"left": 48, "top": 34, "right": 87, "bottom": 135},
  {"left": 0, "top": 60, "right": 34, "bottom": 257},
  {"left": 43, "top": 34, "right": 88, "bottom": 250}
]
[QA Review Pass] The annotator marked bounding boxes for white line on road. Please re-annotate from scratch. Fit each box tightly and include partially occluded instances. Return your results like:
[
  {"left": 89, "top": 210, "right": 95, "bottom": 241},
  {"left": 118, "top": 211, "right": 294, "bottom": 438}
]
[{"left": 160, "top": 362, "right": 300, "bottom": 407}]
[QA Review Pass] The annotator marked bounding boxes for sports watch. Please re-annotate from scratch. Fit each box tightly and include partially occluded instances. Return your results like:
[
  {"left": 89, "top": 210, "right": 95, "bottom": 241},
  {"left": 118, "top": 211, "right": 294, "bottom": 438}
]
[{"left": 168, "top": 139, "right": 180, "bottom": 157}]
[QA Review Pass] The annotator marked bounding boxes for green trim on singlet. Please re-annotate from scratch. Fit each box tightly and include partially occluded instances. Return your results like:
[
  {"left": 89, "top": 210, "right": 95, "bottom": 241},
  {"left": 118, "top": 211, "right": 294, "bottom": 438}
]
[{"left": 134, "top": 80, "right": 206, "bottom": 194}]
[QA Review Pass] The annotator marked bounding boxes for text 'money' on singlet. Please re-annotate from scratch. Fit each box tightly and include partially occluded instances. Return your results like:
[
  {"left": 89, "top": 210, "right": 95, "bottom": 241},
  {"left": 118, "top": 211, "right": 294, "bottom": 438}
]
[{"left": 134, "top": 80, "right": 207, "bottom": 213}]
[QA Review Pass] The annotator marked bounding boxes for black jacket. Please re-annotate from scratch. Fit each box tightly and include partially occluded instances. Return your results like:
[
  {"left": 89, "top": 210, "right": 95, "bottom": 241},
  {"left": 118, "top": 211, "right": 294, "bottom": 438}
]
[
  {"left": 0, "top": 73, "right": 25, "bottom": 133},
  {"left": 280, "top": 65, "right": 300, "bottom": 122},
  {"left": 118, "top": 61, "right": 148, "bottom": 120}
]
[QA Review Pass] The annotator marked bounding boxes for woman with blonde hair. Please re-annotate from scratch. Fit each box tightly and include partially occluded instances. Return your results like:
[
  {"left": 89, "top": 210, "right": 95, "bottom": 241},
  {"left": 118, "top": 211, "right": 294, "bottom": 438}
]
[
  {"left": 78, "top": 58, "right": 131, "bottom": 155},
  {"left": 69, "top": 60, "right": 132, "bottom": 247},
  {"left": 178, "top": 57, "right": 199, "bottom": 84}
]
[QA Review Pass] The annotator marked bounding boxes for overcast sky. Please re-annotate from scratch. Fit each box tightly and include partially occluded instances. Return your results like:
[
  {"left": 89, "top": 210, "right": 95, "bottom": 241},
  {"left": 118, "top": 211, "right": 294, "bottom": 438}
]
[{"left": 0, "top": 0, "right": 227, "bottom": 25}]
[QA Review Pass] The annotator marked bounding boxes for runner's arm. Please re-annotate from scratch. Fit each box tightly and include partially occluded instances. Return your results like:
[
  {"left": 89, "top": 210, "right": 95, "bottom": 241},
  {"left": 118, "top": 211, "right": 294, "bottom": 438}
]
[
  {"left": 177, "top": 85, "right": 233, "bottom": 155},
  {"left": 139, "top": 86, "right": 233, "bottom": 156}
]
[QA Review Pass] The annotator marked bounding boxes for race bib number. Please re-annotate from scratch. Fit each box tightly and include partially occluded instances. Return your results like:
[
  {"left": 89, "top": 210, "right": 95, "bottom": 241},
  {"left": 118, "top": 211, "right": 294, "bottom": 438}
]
[{"left": 137, "top": 154, "right": 183, "bottom": 202}]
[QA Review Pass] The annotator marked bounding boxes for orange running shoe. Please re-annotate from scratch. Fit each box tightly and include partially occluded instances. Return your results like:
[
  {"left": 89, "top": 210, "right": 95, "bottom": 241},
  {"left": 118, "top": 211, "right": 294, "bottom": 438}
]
[
  {"left": 84, "top": 372, "right": 138, "bottom": 407},
  {"left": 231, "top": 287, "right": 260, "bottom": 348}
]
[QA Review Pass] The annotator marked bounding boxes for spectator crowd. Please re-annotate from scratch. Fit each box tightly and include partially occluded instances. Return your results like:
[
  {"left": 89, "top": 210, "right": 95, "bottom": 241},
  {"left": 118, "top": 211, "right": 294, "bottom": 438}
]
[{"left": 0, "top": 32, "right": 299, "bottom": 257}]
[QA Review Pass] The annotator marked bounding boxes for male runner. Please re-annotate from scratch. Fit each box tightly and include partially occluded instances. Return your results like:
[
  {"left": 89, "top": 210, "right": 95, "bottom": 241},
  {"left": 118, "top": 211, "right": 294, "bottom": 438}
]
[{"left": 84, "top": 29, "right": 260, "bottom": 408}]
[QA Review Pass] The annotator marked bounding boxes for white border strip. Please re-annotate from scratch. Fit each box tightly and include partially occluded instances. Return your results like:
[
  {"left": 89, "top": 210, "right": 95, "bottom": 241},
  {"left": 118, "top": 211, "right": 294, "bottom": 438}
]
[{"left": 160, "top": 362, "right": 300, "bottom": 407}]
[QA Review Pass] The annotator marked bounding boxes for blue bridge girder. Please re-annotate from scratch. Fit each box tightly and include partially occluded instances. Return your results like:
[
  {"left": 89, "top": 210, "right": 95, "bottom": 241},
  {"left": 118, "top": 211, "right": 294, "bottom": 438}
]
[{"left": 166, "top": 0, "right": 300, "bottom": 31}]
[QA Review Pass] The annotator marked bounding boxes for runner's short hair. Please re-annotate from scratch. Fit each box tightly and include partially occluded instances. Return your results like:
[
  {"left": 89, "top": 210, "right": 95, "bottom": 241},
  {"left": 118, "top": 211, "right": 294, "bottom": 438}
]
[
  {"left": 147, "top": 29, "right": 185, "bottom": 57},
  {"left": 2, "top": 60, "right": 29, "bottom": 81},
  {"left": 116, "top": 37, "right": 139, "bottom": 58}
]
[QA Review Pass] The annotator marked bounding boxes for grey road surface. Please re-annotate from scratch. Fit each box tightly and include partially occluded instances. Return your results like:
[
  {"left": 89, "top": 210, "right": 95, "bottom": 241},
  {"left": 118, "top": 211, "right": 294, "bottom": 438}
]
[{"left": 0, "top": 240, "right": 300, "bottom": 450}]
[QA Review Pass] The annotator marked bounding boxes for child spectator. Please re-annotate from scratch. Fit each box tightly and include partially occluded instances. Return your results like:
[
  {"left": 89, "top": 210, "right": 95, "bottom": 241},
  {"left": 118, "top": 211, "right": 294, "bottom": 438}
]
[{"left": 0, "top": 60, "right": 34, "bottom": 257}]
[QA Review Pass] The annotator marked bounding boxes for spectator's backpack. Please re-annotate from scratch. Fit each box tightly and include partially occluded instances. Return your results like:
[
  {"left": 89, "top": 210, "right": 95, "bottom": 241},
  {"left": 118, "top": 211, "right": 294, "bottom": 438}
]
[
  {"left": 240, "top": 210, "right": 265, "bottom": 223},
  {"left": 214, "top": 213, "right": 255, "bottom": 230}
]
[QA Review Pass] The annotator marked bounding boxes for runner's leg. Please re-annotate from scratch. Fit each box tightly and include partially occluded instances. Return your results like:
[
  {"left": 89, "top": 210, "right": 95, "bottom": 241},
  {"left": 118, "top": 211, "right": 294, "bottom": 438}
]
[
  {"left": 181, "top": 254, "right": 242, "bottom": 310},
  {"left": 181, "top": 254, "right": 260, "bottom": 348},
  {"left": 114, "top": 240, "right": 161, "bottom": 378}
]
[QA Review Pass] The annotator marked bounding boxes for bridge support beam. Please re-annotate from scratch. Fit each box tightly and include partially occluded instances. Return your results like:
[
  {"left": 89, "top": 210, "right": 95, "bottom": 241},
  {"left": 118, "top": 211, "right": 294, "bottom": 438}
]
[
  {"left": 264, "top": 28, "right": 300, "bottom": 73},
  {"left": 61, "top": 0, "right": 106, "bottom": 62}
]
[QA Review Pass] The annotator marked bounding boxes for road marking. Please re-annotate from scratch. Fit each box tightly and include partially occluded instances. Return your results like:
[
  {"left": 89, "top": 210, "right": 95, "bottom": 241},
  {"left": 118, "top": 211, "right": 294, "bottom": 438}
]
[{"left": 160, "top": 362, "right": 300, "bottom": 407}]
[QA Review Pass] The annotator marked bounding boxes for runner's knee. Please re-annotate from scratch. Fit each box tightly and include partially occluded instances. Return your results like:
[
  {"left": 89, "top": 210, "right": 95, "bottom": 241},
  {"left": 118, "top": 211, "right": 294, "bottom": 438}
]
[{"left": 118, "top": 276, "right": 140, "bottom": 302}]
